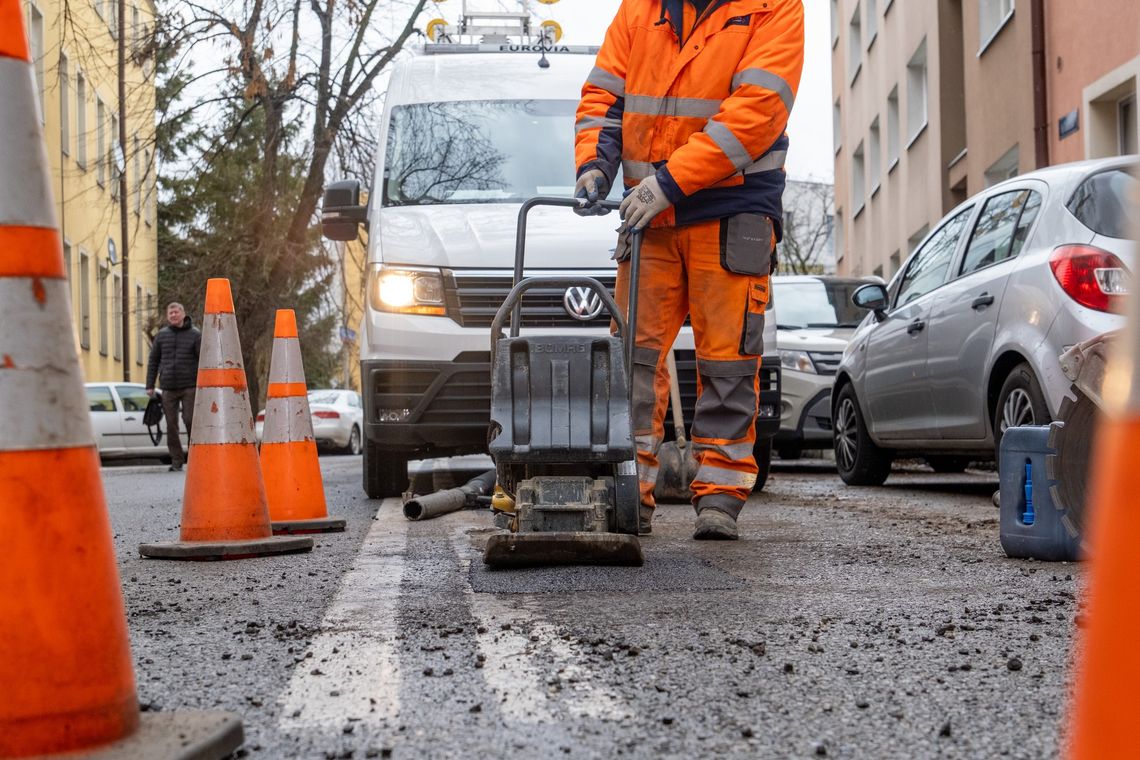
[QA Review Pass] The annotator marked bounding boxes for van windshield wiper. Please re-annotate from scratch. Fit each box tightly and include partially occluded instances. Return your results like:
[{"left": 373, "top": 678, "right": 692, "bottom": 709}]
[{"left": 776, "top": 324, "right": 803, "bottom": 330}]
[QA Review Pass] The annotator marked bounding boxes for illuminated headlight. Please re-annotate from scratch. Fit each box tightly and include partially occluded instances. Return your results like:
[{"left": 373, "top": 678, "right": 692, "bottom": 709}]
[
  {"left": 368, "top": 265, "right": 446, "bottom": 315},
  {"left": 779, "top": 349, "right": 817, "bottom": 374}
]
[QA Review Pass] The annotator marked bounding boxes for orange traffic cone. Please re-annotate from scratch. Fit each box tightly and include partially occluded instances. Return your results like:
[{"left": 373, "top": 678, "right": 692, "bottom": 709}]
[
  {"left": 1068, "top": 204, "right": 1140, "bottom": 756},
  {"left": 0, "top": 8, "right": 242, "bottom": 756},
  {"left": 262, "top": 309, "right": 346, "bottom": 534},
  {"left": 139, "top": 280, "right": 314, "bottom": 559}
]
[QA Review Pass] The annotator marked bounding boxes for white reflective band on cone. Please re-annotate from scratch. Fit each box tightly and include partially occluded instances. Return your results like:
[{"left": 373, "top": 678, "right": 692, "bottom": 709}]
[
  {"left": 198, "top": 311, "right": 245, "bottom": 371},
  {"left": 191, "top": 386, "right": 257, "bottom": 445},
  {"left": 261, "top": 396, "right": 316, "bottom": 444},
  {"left": 268, "top": 338, "right": 307, "bottom": 385},
  {"left": 0, "top": 58, "right": 58, "bottom": 229},
  {"left": 0, "top": 278, "right": 93, "bottom": 450}
]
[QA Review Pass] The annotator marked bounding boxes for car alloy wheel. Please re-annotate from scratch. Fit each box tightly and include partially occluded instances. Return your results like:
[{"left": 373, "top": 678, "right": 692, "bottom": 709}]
[
  {"left": 348, "top": 426, "right": 362, "bottom": 456},
  {"left": 1000, "top": 388, "right": 1036, "bottom": 434},
  {"left": 835, "top": 397, "right": 859, "bottom": 473}
]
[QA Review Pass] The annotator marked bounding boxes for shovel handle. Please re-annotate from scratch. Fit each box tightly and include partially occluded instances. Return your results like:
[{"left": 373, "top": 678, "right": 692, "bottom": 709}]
[{"left": 665, "top": 349, "right": 687, "bottom": 446}]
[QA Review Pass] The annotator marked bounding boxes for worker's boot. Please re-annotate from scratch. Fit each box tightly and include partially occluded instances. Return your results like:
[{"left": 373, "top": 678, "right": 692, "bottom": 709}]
[
  {"left": 693, "top": 496, "right": 742, "bottom": 541},
  {"left": 639, "top": 505, "right": 654, "bottom": 535}
]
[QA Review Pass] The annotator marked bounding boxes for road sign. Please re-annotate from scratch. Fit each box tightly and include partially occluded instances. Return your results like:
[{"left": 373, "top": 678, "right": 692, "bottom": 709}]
[{"left": 339, "top": 326, "right": 357, "bottom": 344}]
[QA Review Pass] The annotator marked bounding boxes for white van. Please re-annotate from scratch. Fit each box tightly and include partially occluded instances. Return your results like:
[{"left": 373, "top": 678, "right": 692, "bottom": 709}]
[{"left": 322, "top": 46, "right": 781, "bottom": 498}]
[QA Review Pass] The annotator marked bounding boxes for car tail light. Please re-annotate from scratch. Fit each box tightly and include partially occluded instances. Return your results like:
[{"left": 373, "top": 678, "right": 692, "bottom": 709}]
[
  {"left": 1049, "top": 245, "right": 1131, "bottom": 313},
  {"left": 313, "top": 410, "right": 340, "bottom": 419},
  {"left": 256, "top": 413, "right": 265, "bottom": 422}
]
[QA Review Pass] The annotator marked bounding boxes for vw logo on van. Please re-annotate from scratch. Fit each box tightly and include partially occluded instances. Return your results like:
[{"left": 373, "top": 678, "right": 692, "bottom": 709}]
[{"left": 563, "top": 287, "right": 604, "bottom": 322}]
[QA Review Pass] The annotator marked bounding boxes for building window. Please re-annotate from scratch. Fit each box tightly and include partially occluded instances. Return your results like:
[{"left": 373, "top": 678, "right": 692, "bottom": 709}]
[
  {"left": 907, "top": 39, "right": 928, "bottom": 145},
  {"left": 979, "top": 0, "right": 1015, "bottom": 54},
  {"left": 869, "top": 117, "right": 882, "bottom": 193},
  {"left": 985, "top": 144, "right": 1020, "bottom": 186},
  {"left": 112, "top": 273, "right": 122, "bottom": 360},
  {"left": 136, "top": 283, "right": 144, "bottom": 365},
  {"left": 109, "top": 114, "right": 119, "bottom": 199},
  {"left": 98, "top": 261, "right": 109, "bottom": 356},
  {"left": 143, "top": 149, "right": 154, "bottom": 226},
  {"left": 79, "top": 252, "right": 91, "bottom": 349},
  {"left": 890, "top": 250, "right": 901, "bottom": 275},
  {"left": 131, "top": 5, "right": 140, "bottom": 48},
  {"left": 852, "top": 141, "right": 866, "bottom": 214},
  {"left": 907, "top": 224, "right": 930, "bottom": 257},
  {"left": 63, "top": 242, "right": 72, "bottom": 289},
  {"left": 866, "top": 0, "right": 878, "bottom": 49},
  {"left": 108, "top": 0, "right": 119, "bottom": 40},
  {"left": 848, "top": 3, "right": 863, "bottom": 84},
  {"left": 834, "top": 98, "right": 842, "bottom": 154},
  {"left": 887, "top": 86, "right": 900, "bottom": 168},
  {"left": 96, "top": 98, "right": 106, "bottom": 187},
  {"left": 831, "top": 0, "right": 839, "bottom": 48},
  {"left": 76, "top": 71, "right": 87, "bottom": 169},
  {"left": 133, "top": 135, "right": 141, "bottom": 215},
  {"left": 94, "top": 0, "right": 104, "bottom": 20},
  {"left": 1120, "top": 95, "right": 1138, "bottom": 155},
  {"left": 59, "top": 55, "right": 70, "bottom": 155},
  {"left": 835, "top": 209, "right": 845, "bottom": 262},
  {"left": 28, "top": 5, "right": 44, "bottom": 123}
]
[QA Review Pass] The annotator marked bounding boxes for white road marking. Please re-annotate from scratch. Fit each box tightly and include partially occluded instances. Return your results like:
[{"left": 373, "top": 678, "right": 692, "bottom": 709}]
[
  {"left": 450, "top": 527, "right": 631, "bottom": 724},
  {"left": 277, "top": 499, "right": 406, "bottom": 732}
]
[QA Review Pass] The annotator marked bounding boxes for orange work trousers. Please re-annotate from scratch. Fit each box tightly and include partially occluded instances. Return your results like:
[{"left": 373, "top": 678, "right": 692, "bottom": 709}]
[{"left": 614, "top": 215, "right": 772, "bottom": 520}]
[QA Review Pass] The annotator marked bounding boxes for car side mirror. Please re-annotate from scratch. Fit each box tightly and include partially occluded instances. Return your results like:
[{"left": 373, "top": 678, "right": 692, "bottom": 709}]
[
  {"left": 322, "top": 180, "right": 368, "bottom": 242},
  {"left": 852, "top": 283, "right": 889, "bottom": 318}
]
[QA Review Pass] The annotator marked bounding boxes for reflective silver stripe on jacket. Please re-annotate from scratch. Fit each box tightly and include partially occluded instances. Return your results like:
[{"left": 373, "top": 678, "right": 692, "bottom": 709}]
[
  {"left": 586, "top": 66, "right": 626, "bottom": 97},
  {"left": 575, "top": 116, "right": 623, "bottom": 134},
  {"left": 625, "top": 94, "right": 722, "bottom": 119},
  {"left": 621, "top": 160, "right": 658, "bottom": 181},
  {"left": 742, "top": 150, "right": 788, "bottom": 175},
  {"left": 731, "top": 68, "right": 795, "bottom": 113},
  {"left": 704, "top": 120, "right": 752, "bottom": 170}
]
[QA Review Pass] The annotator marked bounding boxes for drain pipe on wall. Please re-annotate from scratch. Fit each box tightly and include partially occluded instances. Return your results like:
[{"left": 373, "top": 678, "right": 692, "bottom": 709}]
[{"left": 1031, "top": 0, "right": 1050, "bottom": 169}]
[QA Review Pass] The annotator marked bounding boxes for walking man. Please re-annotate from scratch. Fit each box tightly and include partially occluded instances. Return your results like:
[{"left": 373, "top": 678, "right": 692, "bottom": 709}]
[
  {"left": 146, "top": 302, "right": 202, "bottom": 471},
  {"left": 575, "top": 0, "right": 804, "bottom": 539}
]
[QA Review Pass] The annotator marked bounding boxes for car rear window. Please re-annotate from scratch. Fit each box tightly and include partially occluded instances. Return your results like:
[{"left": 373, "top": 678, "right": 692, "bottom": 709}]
[{"left": 1067, "top": 168, "right": 1137, "bottom": 239}]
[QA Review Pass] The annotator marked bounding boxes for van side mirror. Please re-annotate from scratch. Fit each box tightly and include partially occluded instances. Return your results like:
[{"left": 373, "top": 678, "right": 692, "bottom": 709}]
[
  {"left": 322, "top": 180, "right": 368, "bottom": 242},
  {"left": 852, "top": 283, "right": 889, "bottom": 317}
]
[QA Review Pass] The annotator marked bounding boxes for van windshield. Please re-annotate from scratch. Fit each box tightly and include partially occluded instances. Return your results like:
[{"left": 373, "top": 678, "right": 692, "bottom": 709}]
[{"left": 382, "top": 100, "right": 621, "bottom": 206}]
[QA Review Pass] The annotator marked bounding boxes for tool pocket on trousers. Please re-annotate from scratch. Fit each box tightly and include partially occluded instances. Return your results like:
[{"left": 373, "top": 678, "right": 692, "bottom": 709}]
[
  {"left": 740, "top": 279, "right": 769, "bottom": 357},
  {"left": 719, "top": 213, "right": 773, "bottom": 276}
]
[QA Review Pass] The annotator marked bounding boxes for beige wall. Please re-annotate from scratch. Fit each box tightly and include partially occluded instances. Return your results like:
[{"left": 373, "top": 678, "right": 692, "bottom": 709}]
[
  {"left": 24, "top": 0, "right": 159, "bottom": 384},
  {"left": 1046, "top": 1, "right": 1140, "bottom": 165}
]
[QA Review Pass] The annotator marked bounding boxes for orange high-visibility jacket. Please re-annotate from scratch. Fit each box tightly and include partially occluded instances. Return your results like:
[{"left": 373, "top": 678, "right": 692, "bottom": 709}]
[{"left": 575, "top": 0, "right": 804, "bottom": 235}]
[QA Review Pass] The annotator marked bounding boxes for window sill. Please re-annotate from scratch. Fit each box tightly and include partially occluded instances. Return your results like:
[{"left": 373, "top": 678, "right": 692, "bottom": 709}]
[
  {"left": 849, "top": 63, "right": 862, "bottom": 88},
  {"left": 978, "top": 11, "right": 1015, "bottom": 57},
  {"left": 867, "top": 32, "right": 877, "bottom": 53},
  {"left": 870, "top": 183, "right": 881, "bottom": 199},
  {"left": 906, "top": 122, "right": 928, "bottom": 151},
  {"left": 888, "top": 157, "right": 899, "bottom": 175},
  {"left": 853, "top": 202, "right": 866, "bottom": 220}
]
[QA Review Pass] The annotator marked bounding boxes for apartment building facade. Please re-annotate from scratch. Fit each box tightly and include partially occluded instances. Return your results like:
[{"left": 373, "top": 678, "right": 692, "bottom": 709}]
[
  {"left": 832, "top": 0, "right": 1139, "bottom": 279},
  {"left": 24, "top": 0, "right": 159, "bottom": 383}
]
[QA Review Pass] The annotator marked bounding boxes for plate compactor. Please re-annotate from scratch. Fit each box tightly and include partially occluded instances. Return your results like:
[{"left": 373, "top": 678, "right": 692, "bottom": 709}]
[{"left": 482, "top": 197, "right": 645, "bottom": 569}]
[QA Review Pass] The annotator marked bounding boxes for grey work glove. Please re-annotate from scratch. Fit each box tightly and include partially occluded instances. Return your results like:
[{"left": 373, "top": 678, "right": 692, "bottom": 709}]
[
  {"left": 574, "top": 168, "right": 611, "bottom": 216},
  {"left": 618, "top": 175, "right": 672, "bottom": 232}
]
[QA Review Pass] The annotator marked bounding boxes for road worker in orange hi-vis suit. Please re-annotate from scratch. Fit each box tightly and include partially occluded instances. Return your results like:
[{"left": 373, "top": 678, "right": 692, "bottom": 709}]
[{"left": 575, "top": 0, "right": 804, "bottom": 540}]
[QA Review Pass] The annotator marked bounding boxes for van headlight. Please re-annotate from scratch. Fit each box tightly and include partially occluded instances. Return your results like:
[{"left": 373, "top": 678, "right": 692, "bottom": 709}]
[
  {"left": 368, "top": 265, "right": 446, "bottom": 316},
  {"left": 779, "top": 349, "right": 817, "bottom": 374}
]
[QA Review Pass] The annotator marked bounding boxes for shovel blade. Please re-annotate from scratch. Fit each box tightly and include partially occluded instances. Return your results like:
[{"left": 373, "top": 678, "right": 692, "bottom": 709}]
[
  {"left": 482, "top": 532, "right": 644, "bottom": 569},
  {"left": 654, "top": 442, "right": 699, "bottom": 503}
]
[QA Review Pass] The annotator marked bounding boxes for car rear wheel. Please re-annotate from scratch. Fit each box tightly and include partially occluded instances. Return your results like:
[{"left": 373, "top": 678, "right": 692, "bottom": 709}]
[
  {"left": 344, "top": 425, "right": 362, "bottom": 456},
  {"left": 833, "top": 384, "right": 894, "bottom": 486},
  {"left": 363, "top": 437, "right": 409, "bottom": 499},
  {"left": 994, "top": 363, "right": 1051, "bottom": 457}
]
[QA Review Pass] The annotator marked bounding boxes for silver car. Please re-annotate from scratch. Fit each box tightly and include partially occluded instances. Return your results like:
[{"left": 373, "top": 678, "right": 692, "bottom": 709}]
[
  {"left": 833, "top": 157, "right": 1135, "bottom": 485},
  {"left": 256, "top": 389, "right": 365, "bottom": 455},
  {"left": 87, "top": 382, "right": 187, "bottom": 462},
  {"left": 773, "top": 275, "right": 871, "bottom": 459}
]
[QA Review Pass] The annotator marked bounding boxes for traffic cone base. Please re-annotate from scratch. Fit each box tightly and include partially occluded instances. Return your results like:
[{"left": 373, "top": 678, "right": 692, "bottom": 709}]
[
  {"left": 261, "top": 309, "right": 342, "bottom": 534},
  {"left": 138, "top": 534, "right": 313, "bottom": 561},
  {"left": 65, "top": 711, "right": 243, "bottom": 760}
]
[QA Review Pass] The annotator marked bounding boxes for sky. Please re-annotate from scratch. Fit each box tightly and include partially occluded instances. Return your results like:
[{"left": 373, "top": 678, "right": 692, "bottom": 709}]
[{"left": 545, "top": 0, "right": 835, "bottom": 183}]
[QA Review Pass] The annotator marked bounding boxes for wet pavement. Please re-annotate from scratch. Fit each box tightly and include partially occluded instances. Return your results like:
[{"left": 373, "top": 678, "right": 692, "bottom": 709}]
[{"left": 103, "top": 457, "right": 1081, "bottom": 759}]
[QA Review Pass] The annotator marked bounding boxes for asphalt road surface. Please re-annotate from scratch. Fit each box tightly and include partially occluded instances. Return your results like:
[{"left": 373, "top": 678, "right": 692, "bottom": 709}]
[{"left": 103, "top": 457, "right": 1082, "bottom": 759}]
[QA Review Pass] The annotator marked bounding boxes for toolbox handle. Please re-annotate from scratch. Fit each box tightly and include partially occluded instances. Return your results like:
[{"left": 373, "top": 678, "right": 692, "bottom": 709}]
[{"left": 503, "top": 196, "right": 643, "bottom": 379}]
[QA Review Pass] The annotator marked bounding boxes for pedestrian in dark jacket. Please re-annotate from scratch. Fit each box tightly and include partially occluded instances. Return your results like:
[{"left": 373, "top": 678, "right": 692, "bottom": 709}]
[{"left": 146, "top": 302, "right": 202, "bottom": 471}]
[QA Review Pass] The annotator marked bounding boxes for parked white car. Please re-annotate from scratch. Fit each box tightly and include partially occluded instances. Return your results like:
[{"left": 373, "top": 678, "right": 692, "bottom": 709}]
[
  {"left": 255, "top": 389, "right": 364, "bottom": 455},
  {"left": 86, "top": 382, "right": 187, "bottom": 462}
]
